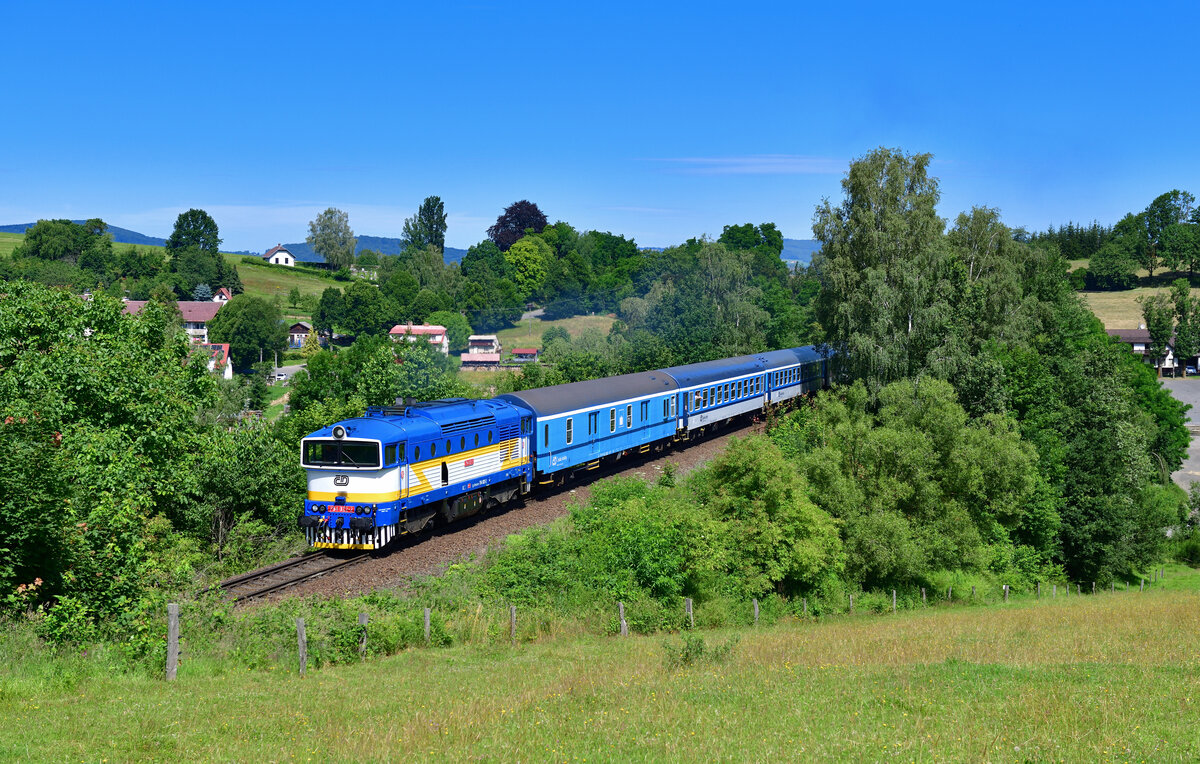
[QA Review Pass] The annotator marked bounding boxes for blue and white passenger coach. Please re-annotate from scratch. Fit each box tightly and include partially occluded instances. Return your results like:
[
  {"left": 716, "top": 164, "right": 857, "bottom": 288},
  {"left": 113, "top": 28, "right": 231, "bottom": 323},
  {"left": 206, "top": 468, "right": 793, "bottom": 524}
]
[{"left": 299, "top": 398, "right": 533, "bottom": 549}]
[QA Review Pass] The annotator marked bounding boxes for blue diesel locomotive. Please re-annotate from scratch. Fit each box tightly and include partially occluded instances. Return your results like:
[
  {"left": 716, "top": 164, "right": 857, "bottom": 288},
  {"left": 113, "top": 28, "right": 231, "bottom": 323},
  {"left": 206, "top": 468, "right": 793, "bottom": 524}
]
[{"left": 299, "top": 345, "right": 830, "bottom": 549}]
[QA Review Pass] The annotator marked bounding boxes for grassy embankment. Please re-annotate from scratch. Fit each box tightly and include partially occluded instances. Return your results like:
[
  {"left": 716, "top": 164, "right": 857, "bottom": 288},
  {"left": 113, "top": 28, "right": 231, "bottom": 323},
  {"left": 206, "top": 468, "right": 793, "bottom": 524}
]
[
  {"left": 495, "top": 313, "right": 615, "bottom": 351},
  {"left": 2, "top": 565, "right": 1197, "bottom": 761}
]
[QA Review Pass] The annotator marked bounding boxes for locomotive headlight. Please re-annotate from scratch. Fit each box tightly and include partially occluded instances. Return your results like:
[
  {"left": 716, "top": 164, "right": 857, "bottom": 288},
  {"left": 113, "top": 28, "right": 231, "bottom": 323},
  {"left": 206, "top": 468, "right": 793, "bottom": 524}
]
[{"left": 333, "top": 425, "right": 346, "bottom": 440}]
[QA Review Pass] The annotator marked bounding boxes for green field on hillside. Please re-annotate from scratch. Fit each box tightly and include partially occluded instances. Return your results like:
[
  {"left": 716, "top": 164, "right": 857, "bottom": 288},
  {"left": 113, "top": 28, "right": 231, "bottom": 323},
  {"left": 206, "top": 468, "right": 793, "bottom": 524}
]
[
  {"left": 2, "top": 566, "right": 1196, "bottom": 761},
  {"left": 0, "top": 232, "right": 24, "bottom": 258},
  {"left": 497, "top": 312, "right": 616, "bottom": 350}
]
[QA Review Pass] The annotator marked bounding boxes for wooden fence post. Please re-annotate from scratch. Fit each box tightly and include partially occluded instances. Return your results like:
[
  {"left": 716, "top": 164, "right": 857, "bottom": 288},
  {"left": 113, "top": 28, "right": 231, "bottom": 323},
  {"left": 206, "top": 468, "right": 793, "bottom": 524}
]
[
  {"left": 357, "top": 613, "right": 368, "bottom": 659},
  {"left": 948, "top": 587, "right": 952, "bottom": 601},
  {"left": 685, "top": 598, "right": 694, "bottom": 628},
  {"left": 849, "top": 594, "right": 853, "bottom": 612},
  {"left": 1037, "top": 581, "right": 1041, "bottom": 599},
  {"left": 1004, "top": 585, "right": 1009, "bottom": 603},
  {"left": 1092, "top": 582, "right": 1096, "bottom": 595},
  {"left": 971, "top": 586, "right": 976, "bottom": 600},
  {"left": 752, "top": 598, "right": 759, "bottom": 625},
  {"left": 296, "top": 618, "right": 307, "bottom": 677},
  {"left": 1140, "top": 578, "right": 1144, "bottom": 592},
  {"left": 1053, "top": 584, "right": 1057, "bottom": 598},
  {"left": 892, "top": 589, "right": 897, "bottom": 613},
  {"left": 802, "top": 597, "right": 807, "bottom": 617},
  {"left": 619, "top": 601, "right": 628, "bottom": 636},
  {"left": 1076, "top": 584, "right": 1081, "bottom": 596},
  {"left": 424, "top": 608, "right": 431, "bottom": 644},
  {"left": 166, "top": 603, "right": 179, "bottom": 682},
  {"left": 510, "top": 605, "right": 517, "bottom": 645},
  {"left": 921, "top": 587, "right": 926, "bottom": 606}
]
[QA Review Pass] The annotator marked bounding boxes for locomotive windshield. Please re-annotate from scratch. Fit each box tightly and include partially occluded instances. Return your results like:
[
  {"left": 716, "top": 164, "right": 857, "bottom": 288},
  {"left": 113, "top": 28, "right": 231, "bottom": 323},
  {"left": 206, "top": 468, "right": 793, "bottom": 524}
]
[{"left": 303, "top": 440, "right": 381, "bottom": 467}]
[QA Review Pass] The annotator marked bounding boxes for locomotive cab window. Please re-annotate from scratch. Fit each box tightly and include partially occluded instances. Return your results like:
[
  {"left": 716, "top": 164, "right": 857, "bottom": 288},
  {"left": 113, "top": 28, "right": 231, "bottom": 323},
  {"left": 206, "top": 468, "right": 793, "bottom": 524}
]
[
  {"left": 385, "top": 444, "right": 399, "bottom": 465},
  {"left": 303, "top": 440, "right": 380, "bottom": 468}
]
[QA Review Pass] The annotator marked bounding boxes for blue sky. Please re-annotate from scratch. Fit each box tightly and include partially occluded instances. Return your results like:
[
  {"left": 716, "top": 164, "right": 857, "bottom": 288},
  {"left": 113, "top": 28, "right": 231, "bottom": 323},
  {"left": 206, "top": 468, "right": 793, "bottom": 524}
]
[{"left": 3, "top": 1, "right": 1197, "bottom": 252}]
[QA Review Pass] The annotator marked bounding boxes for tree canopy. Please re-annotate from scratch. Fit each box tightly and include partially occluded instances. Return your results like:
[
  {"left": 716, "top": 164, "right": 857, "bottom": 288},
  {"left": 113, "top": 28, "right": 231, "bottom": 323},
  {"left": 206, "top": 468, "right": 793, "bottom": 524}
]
[
  {"left": 207, "top": 294, "right": 288, "bottom": 369},
  {"left": 306, "top": 207, "right": 357, "bottom": 268},
  {"left": 487, "top": 200, "right": 547, "bottom": 251},
  {"left": 165, "top": 209, "right": 221, "bottom": 254},
  {"left": 401, "top": 195, "right": 448, "bottom": 253}
]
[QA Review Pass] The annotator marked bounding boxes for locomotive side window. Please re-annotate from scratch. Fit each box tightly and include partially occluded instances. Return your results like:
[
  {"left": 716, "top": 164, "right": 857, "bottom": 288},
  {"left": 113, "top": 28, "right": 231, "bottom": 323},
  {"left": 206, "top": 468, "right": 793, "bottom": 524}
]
[
  {"left": 460, "top": 436, "right": 466, "bottom": 450},
  {"left": 488, "top": 431, "right": 494, "bottom": 443},
  {"left": 431, "top": 443, "right": 437, "bottom": 457},
  {"left": 446, "top": 439, "right": 452, "bottom": 453},
  {"left": 474, "top": 433, "right": 480, "bottom": 447},
  {"left": 385, "top": 444, "right": 397, "bottom": 465},
  {"left": 414, "top": 445, "right": 421, "bottom": 460}
]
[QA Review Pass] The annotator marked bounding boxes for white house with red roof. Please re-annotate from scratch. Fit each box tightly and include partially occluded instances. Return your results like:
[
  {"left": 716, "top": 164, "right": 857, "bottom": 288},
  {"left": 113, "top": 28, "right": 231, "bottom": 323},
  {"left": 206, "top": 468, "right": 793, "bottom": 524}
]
[
  {"left": 123, "top": 300, "right": 223, "bottom": 343},
  {"left": 262, "top": 244, "right": 295, "bottom": 267},
  {"left": 196, "top": 343, "right": 234, "bottom": 380},
  {"left": 389, "top": 323, "right": 449, "bottom": 354},
  {"left": 213, "top": 287, "right": 232, "bottom": 303}
]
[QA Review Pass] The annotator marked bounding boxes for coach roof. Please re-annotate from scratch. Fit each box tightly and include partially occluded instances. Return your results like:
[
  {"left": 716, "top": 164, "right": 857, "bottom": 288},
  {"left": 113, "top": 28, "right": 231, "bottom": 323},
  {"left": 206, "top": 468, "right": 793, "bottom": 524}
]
[
  {"left": 498, "top": 371, "right": 679, "bottom": 418},
  {"left": 659, "top": 345, "right": 825, "bottom": 389}
]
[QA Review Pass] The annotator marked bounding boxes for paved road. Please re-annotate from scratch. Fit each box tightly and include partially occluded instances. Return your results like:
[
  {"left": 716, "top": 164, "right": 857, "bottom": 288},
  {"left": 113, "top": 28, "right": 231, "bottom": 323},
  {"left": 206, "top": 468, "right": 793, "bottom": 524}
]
[{"left": 1160, "top": 377, "right": 1200, "bottom": 489}]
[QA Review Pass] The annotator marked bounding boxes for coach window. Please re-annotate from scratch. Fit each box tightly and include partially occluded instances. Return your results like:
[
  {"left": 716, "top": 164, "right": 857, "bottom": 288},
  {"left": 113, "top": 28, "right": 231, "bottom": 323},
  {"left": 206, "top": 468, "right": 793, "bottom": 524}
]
[
  {"left": 640, "top": 401, "right": 648, "bottom": 422},
  {"left": 610, "top": 408, "right": 616, "bottom": 433},
  {"left": 671, "top": 396, "right": 677, "bottom": 417},
  {"left": 544, "top": 424, "right": 549, "bottom": 446},
  {"left": 695, "top": 391, "right": 702, "bottom": 410},
  {"left": 626, "top": 404, "right": 633, "bottom": 426},
  {"left": 663, "top": 399, "right": 669, "bottom": 418},
  {"left": 566, "top": 418, "right": 574, "bottom": 445}
]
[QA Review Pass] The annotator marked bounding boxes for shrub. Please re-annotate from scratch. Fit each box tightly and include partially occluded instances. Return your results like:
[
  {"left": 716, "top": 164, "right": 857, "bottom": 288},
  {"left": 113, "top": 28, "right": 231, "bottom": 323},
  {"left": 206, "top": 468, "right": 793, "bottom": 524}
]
[{"left": 661, "top": 633, "right": 739, "bottom": 670}]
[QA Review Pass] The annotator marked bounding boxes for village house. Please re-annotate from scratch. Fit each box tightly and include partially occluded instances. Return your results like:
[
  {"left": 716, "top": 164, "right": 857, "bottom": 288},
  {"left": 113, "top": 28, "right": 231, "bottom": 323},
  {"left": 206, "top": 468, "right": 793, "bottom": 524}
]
[
  {"left": 262, "top": 244, "right": 296, "bottom": 267},
  {"left": 389, "top": 323, "right": 449, "bottom": 354},
  {"left": 460, "top": 352, "right": 500, "bottom": 370},
  {"left": 212, "top": 287, "right": 232, "bottom": 303},
  {"left": 1107, "top": 327, "right": 1199, "bottom": 376},
  {"left": 289, "top": 321, "right": 312, "bottom": 348},
  {"left": 512, "top": 347, "right": 540, "bottom": 363},
  {"left": 122, "top": 300, "right": 223, "bottom": 343},
  {"left": 467, "top": 334, "right": 501, "bottom": 354},
  {"left": 195, "top": 343, "right": 234, "bottom": 380}
]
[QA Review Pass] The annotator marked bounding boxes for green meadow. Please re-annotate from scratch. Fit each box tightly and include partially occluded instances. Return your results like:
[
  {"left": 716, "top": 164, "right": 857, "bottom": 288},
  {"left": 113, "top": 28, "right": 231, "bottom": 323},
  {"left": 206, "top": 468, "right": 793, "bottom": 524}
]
[{"left": 2, "top": 565, "right": 1196, "bottom": 762}]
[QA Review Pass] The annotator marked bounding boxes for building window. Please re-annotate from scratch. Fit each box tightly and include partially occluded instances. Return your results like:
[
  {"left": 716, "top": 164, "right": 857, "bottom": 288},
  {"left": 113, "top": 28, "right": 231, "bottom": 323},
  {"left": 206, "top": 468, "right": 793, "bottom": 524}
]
[{"left": 566, "top": 419, "right": 573, "bottom": 445}]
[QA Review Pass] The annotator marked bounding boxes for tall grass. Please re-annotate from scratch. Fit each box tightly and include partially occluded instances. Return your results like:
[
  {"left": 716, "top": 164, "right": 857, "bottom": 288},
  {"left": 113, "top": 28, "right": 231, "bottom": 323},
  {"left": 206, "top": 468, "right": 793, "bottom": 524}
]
[{"left": 2, "top": 574, "right": 1197, "bottom": 761}]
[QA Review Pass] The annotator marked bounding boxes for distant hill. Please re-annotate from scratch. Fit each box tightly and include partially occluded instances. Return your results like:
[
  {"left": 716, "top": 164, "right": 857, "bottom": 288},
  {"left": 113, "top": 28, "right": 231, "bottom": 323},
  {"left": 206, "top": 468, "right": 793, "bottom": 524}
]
[
  {"left": 781, "top": 239, "right": 821, "bottom": 265},
  {"left": 0, "top": 221, "right": 168, "bottom": 248},
  {"left": 2, "top": 220, "right": 815, "bottom": 267},
  {"left": 281, "top": 237, "right": 469, "bottom": 265}
]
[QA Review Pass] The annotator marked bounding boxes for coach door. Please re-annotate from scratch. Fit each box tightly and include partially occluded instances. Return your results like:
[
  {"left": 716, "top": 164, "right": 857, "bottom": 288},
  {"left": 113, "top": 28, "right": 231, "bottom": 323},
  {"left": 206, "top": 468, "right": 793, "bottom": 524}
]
[{"left": 588, "top": 411, "right": 599, "bottom": 456}]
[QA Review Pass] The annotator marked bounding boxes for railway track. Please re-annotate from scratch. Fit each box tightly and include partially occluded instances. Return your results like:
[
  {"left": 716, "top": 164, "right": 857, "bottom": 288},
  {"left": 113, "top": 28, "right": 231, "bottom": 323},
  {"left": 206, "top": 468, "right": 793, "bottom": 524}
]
[{"left": 206, "top": 551, "right": 371, "bottom": 603}]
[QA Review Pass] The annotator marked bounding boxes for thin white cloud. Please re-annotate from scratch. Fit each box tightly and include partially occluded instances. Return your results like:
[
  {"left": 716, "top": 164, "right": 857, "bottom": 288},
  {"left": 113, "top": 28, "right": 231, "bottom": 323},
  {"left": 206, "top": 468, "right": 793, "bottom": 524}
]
[{"left": 649, "top": 154, "right": 844, "bottom": 175}]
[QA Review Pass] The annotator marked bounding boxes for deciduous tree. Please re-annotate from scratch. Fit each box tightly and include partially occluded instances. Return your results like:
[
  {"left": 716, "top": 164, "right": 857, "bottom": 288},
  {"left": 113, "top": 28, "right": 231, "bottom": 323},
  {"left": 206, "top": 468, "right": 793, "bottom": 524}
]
[
  {"left": 207, "top": 294, "right": 288, "bottom": 370},
  {"left": 166, "top": 209, "right": 221, "bottom": 254},
  {"left": 401, "top": 195, "right": 448, "bottom": 253},
  {"left": 487, "top": 200, "right": 547, "bottom": 251},
  {"left": 306, "top": 207, "right": 357, "bottom": 268}
]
